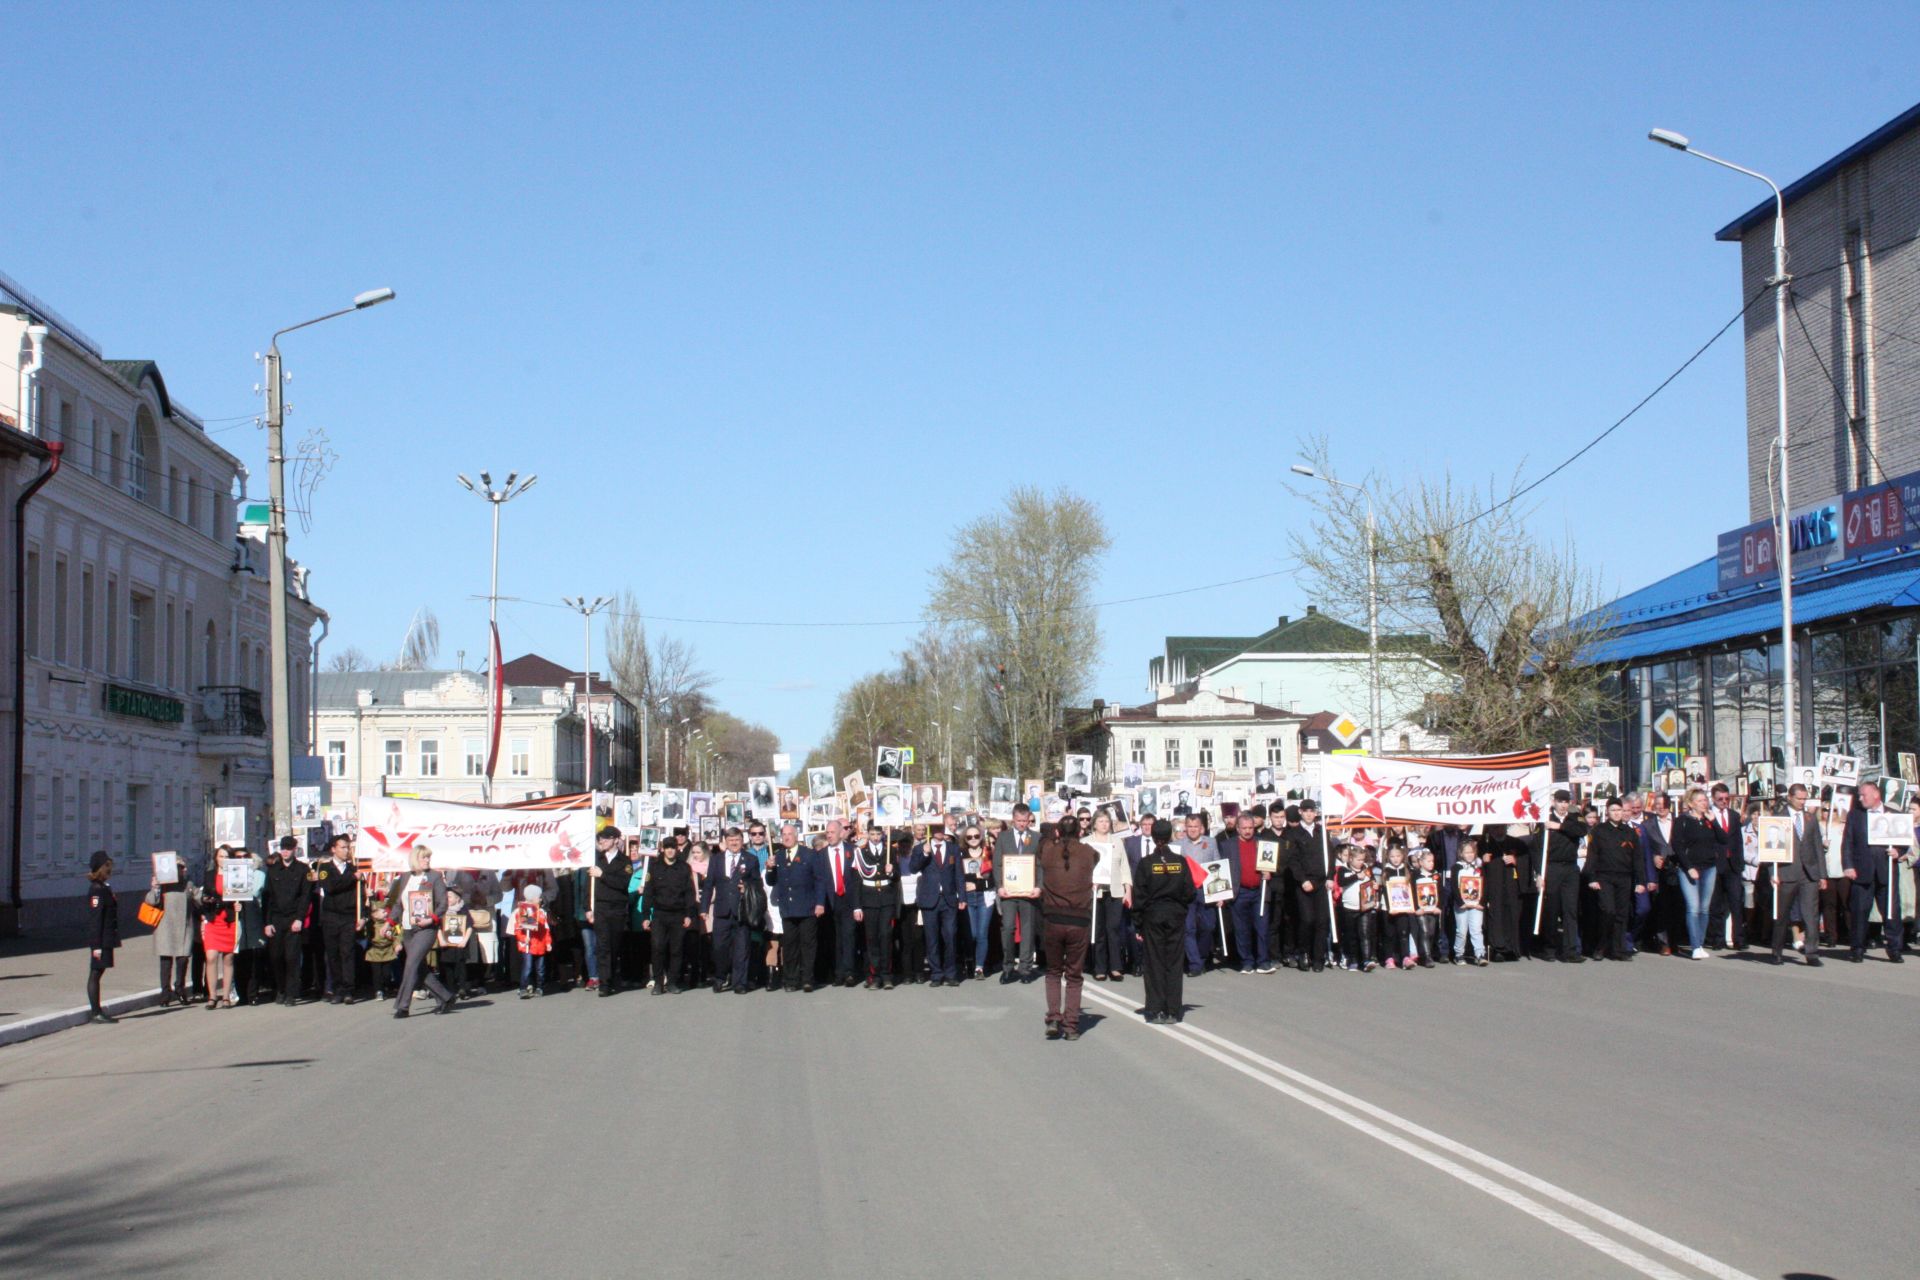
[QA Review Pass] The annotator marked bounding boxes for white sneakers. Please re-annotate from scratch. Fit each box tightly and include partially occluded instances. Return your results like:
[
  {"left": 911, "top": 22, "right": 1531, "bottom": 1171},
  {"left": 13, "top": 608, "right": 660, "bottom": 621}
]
[{"left": 1691, "top": 947, "right": 1708, "bottom": 960}]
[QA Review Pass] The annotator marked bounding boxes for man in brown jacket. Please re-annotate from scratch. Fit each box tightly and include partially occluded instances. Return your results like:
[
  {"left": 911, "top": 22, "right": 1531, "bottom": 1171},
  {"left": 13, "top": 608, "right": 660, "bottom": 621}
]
[{"left": 1039, "top": 815, "right": 1097, "bottom": 1041}]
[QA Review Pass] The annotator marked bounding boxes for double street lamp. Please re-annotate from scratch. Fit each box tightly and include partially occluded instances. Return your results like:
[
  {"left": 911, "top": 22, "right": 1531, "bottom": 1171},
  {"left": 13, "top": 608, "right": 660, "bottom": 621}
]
[
  {"left": 264, "top": 287, "right": 394, "bottom": 837},
  {"left": 458, "top": 470, "right": 537, "bottom": 800},
  {"left": 1649, "top": 127, "right": 1798, "bottom": 769},
  {"left": 1292, "top": 463, "right": 1382, "bottom": 755},
  {"left": 562, "top": 596, "right": 613, "bottom": 794}
]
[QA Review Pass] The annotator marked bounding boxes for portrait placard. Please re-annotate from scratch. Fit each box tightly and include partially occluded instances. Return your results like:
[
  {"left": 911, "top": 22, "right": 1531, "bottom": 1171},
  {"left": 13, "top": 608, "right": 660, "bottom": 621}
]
[
  {"left": 152, "top": 851, "right": 180, "bottom": 884},
  {"left": 1867, "top": 811, "right": 1915, "bottom": 846},
  {"left": 219, "top": 857, "right": 258, "bottom": 902},
  {"left": 1753, "top": 816, "right": 1792, "bottom": 864},
  {"left": 1001, "top": 853, "right": 1036, "bottom": 897},
  {"left": 1385, "top": 876, "right": 1414, "bottom": 914},
  {"left": 1200, "top": 859, "right": 1234, "bottom": 904}
]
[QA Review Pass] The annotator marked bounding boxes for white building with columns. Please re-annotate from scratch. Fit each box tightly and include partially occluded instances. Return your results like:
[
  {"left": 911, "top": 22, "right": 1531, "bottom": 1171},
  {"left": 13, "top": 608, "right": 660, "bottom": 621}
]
[{"left": 2, "top": 272, "right": 325, "bottom": 932}]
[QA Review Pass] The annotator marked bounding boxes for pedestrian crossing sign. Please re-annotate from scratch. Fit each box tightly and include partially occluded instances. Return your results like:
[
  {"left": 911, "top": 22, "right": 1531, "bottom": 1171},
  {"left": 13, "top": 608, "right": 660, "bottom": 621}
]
[{"left": 901, "top": 747, "right": 916, "bottom": 765}]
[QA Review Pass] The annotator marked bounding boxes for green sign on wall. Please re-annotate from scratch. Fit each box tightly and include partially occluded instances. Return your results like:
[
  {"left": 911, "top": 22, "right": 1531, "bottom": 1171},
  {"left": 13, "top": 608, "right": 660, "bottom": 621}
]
[{"left": 104, "top": 683, "right": 185, "bottom": 724}]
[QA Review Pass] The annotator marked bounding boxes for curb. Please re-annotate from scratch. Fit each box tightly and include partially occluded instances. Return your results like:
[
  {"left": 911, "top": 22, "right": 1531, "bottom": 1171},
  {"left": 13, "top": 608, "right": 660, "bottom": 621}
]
[{"left": 0, "top": 988, "right": 164, "bottom": 1048}]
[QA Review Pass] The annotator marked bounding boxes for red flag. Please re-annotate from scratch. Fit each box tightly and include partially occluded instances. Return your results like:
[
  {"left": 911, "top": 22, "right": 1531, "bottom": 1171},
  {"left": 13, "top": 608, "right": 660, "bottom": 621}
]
[{"left": 483, "top": 621, "right": 504, "bottom": 780}]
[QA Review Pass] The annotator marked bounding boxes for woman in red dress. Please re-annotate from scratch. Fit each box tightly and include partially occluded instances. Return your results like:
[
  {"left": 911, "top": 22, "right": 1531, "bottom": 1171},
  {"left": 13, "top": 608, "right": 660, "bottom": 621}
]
[{"left": 197, "top": 845, "right": 239, "bottom": 1008}]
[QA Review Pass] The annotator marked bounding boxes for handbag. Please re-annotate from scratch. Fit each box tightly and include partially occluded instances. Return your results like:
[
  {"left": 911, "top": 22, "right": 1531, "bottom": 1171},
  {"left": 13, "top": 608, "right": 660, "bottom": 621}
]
[
  {"left": 740, "top": 872, "right": 769, "bottom": 931},
  {"left": 138, "top": 899, "right": 165, "bottom": 928}
]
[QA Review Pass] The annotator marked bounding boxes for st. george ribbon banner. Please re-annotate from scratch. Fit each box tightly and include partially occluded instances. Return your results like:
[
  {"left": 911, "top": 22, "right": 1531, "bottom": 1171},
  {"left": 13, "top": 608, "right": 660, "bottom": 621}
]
[
  {"left": 355, "top": 793, "right": 595, "bottom": 872},
  {"left": 1322, "top": 749, "right": 1552, "bottom": 829}
]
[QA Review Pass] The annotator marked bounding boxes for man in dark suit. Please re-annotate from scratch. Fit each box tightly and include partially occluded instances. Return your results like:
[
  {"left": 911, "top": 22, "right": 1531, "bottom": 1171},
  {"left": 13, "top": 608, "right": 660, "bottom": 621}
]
[
  {"left": 1704, "top": 783, "right": 1747, "bottom": 949},
  {"left": 699, "top": 827, "right": 763, "bottom": 991},
  {"left": 1840, "top": 780, "right": 1904, "bottom": 963},
  {"left": 1638, "top": 792, "right": 1680, "bottom": 954},
  {"left": 993, "top": 805, "right": 1042, "bottom": 982},
  {"left": 819, "top": 820, "right": 862, "bottom": 986},
  {"left": 767, "top": 821, "right": 826, "bottom": 991},
  {"left": 1770, "top": 783, "right": 1826, "bottom": 966},
  {"left": 1283, "top": 801, "right": 1334, "bottom": 972},
  {"left": 907, "top": 827, "right": 967, "bottom": 985}
]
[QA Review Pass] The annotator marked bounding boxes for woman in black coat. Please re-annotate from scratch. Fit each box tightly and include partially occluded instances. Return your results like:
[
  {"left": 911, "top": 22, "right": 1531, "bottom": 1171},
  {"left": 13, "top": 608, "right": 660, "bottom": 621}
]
[
  {"left": 85, "top": 851, "right": 121, "bottom": 1024},
  {"left": 1671, "top": 788, "right": 1722, "bottom": 960}
]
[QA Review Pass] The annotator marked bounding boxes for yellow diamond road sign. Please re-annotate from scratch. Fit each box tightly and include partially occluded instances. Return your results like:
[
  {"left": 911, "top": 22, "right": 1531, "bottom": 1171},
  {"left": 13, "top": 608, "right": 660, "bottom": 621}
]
[
  {"left": 1653, "top": 708, "right": 1679, "bottom": 744},
  {"left": 1327, "top": 713, "right": 1363, "bottom": 746}
]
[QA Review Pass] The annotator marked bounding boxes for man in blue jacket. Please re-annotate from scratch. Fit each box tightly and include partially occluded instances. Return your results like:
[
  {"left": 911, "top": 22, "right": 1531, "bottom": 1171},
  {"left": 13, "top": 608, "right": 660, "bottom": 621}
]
[
  {"left": 908, "top": 825, "right": 968, "bottom": 986},
  {"left": 767, "top": 821, "right": 826, "bottom": 992},
  {"left": 699, "top": 828, "right": 763, "bottom": 992}
]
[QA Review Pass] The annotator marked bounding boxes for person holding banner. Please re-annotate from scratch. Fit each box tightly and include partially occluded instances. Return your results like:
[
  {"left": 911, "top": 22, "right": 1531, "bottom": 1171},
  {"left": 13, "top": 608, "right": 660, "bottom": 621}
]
[
  {"left": 992, "top": 805, "right": 1041, "bottom": 984},
  {"left": 384, "top": 845, "right": 456, "bottom": 1017},
  {"left": 1536, "top": 792, "right": 1587, "bottom": 963},
  {"left": 1283, "top": 801, "right": 1333, "bottom": 972},
  {"left": 586, "top": 826, "right": 634, "bottom": 996},
  {"left": 1840, "top": 780, "right": 1904, "bottom": 963},
  {"left": 312, "top": 834, "right": 361, "bottom": 1003},
  {"left": 262, "top": 836, "right": 313, "bottom": 1006},
  {"left": 1769, "top": 784, "right": 1826, "bottom": 967},
  {"left": 768, "top": 821, "right": 827, "bottom": 992},
  {"left": 1133, "top": 819, "right": 1193, "bottom": 1023},
  {"left": 1176, "top": 813, "right": 1219, "bottom": 977},
  {"left": 1222, "top": 811, "right": 1273, "bottom": 974}
]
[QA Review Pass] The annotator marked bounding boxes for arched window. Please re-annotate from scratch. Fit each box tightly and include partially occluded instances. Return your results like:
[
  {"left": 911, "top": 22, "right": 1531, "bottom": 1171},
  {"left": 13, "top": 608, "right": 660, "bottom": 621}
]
[
  {"left": 238, "top": 639, "right": 251, "bottom": 691},
  {"left": 204, "top": 620, "right": 219, "bottom": 685},
  {"left": 130, "top": 407, "right": 160, "bottom": 505}
]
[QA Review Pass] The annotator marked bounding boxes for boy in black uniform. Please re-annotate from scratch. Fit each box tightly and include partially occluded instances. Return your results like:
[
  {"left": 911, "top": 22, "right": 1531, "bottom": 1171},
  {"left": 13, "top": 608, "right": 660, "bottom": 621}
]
[
  {"left": 587, "top": 826, "right": 633, "bottom": 995},
  {"left": 1133, "top": 820, "right": 1195, "bottom": 1024},
  {"left": 853, "top": 827, "right": 899, "bottom": 989}
]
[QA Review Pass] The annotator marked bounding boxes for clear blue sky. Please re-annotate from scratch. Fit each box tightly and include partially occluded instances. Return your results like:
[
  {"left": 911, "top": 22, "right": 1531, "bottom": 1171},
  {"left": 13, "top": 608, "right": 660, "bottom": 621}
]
[{"left": 9, "top": 3, "right": 1919, "bottom": 760}]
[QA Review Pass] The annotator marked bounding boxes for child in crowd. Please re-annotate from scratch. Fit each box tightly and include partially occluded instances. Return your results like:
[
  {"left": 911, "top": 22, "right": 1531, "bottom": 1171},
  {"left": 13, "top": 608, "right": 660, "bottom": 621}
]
[
  {"left": 1452, "top": 840, "right": 1488, "bottom": 966},
  {"left": 1337, "top": 847, "right": 1375, "bottom": 972},
  {"left": 1381, "top": 844, "right": 1414, "bottom": 970},
  {"left": 515, "top": 883, "right": 552, "bottom": 998},
  {"left": 1411, "top": 850, "right": 1441, "bottom": 969},
  {"left": 364, "top": 902, "right": 399, "bottom": 999}
]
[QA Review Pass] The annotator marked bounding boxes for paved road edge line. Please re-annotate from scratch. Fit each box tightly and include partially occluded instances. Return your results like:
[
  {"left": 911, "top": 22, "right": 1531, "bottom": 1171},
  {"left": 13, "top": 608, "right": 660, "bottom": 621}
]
[
  {"left": 1077, "top": 984, "right": 1750, "bottom": 1280},
  {"left": 0, "top": 988, "right": 163, "bottom": 1048}
]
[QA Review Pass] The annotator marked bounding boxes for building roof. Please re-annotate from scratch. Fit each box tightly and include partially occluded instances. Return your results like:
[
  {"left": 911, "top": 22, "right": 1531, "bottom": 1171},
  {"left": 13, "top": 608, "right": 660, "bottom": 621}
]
[
  {"left": 498, "top": 653, "right": 602, "bottom": 688},
  {"left": 1105, "top": 687, "right": 1304, "bottom": 723},
  {"left": 1161, "top": 608, "right": 1425, "bottom": 676},
  {"left": 1715, "top": 101, "right": 1920, "bottom": 242},
  {"left": 1577, "top": 547, "right": 1920, "bottom": 665},
  {"left": 315, "top": 669, "right": 558, "bottom": 710}
]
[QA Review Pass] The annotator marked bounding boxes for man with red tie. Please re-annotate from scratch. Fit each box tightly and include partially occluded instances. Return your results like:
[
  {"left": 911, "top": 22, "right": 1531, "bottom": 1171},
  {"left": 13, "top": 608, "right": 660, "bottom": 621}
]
[
  {"left": 821, "top": 819, "right": 862, "bottom": 987},
  {"left": 907, "top": 825, "right": 968, "bottom": 986},
  {"left": 1222, "top": 811, "right": 1274, "bottom": 973},
  {"left": 1704, "top": 782, "right": 1748, "bottom": 950}
]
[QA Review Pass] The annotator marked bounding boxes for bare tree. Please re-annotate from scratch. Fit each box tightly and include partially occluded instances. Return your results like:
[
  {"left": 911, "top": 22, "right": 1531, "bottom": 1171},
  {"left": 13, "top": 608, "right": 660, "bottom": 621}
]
[
  {"left": 931, "top": 486, "right": 1110, "bottom": 779},
  {"left": 327, "top": 645, "right": 374, "bottom": 673},
  {"left": 1287, "top": 435, "right": 1621, "bottom": 754},
  {"left": 601, "top": 590, "right": 716, "bottom": 786}
]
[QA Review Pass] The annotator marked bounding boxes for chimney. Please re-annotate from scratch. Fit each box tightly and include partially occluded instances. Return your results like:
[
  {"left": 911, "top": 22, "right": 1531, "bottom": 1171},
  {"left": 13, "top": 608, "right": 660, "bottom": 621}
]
[
  {"left": 1275, "top": 615, "right": 1289, "bottom": 629},
  {"left": 1305, "top": 604, "right": 1318, "bottom": 616}
]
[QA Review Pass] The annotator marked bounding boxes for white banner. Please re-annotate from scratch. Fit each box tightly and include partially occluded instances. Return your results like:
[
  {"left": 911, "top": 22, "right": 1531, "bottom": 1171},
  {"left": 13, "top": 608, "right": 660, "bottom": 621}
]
[
  {"left": 355, "top": 795, "right": 595, "bottom": 873},
  {"left": 1320, "top": 751, "right": 1552, "bottom": 827}
]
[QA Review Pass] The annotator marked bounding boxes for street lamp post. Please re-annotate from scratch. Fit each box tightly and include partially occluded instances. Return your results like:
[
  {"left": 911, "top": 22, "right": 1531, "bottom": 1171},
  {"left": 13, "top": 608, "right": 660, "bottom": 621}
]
[
  {"left": 1650, "top": 127, "right": 1798, "bottom": 769},
  {"left": 562, "top": 596, "right": 613, "bottom": 795},
  {"left": 458, "top": 470, "right": 538, "bottom": 800},
  {"left": 262, "top": 287, "right": 394, "bottom": 836},
  {"left": 1292, "top": 463, "right": 1381, "bottom": 755}
]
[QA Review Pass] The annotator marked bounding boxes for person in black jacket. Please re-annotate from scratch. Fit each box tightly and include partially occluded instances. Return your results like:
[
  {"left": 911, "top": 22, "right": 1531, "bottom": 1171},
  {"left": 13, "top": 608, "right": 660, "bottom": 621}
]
[
  {"left": 311, "top": 833, "right": 361, "bottom": 1002},
  {"left": 1672, "top": 788, "right": 1722, "bottom": 959},
  {"left": 1134, "top": 820, "right": 1195, "bottom": 1023},
  {"left": 586, "top": 826, "right": 633, "bottom": 996},
  {"left": 642, "top": 838, "right": 696, "bottom": 993},
  {"left": 1283, "top": 800, "right": 1335, "bottom": 972},
  {"left": 1584, "top": 798, "right": 1640, "bottom": 961},
  {"left": 1535, "top": 791, "right": 1588, "bottom": 962},
  {"left": 84, "top": 851, "right": 121, "bottom": 1024},
  {"left": 262, "top": 836, "right": 313, "bottom": 1006}
]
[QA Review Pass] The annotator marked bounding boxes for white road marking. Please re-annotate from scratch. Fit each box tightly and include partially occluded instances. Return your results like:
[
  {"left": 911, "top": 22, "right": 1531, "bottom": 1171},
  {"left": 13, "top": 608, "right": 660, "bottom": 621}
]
[{"left": 1078, "top": 985, "right": 1757, "bottom": 1280}]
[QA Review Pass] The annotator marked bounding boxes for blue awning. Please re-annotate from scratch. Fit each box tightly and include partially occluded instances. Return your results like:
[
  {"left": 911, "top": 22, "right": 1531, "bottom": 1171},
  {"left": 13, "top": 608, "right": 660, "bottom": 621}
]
[{"left": 1579, "top": 552, "right": 1920, "bottom": 665}]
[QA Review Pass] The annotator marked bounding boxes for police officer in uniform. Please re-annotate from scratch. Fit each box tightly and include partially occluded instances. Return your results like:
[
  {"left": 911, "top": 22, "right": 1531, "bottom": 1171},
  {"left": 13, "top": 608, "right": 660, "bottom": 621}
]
[{"left": 1133, "top": 820, "right": 1195, "bottom": 1024}]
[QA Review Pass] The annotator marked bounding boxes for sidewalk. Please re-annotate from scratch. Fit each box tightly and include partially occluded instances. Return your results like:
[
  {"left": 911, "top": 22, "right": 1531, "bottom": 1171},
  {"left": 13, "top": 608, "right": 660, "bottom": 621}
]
[{"left": 0, "top": 922, "right": 163, "bottom": 1047}]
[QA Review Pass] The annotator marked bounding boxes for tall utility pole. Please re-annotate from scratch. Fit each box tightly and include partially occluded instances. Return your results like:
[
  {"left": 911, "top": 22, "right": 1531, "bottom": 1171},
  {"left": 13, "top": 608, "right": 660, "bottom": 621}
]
[
  {"left": 563, "top": 596, "right": 612, "bottom": 794},
  {"left": 458, "top": 470, "right": 538, "bottom": 800},
  {"left": 1650, "top": 128, "right": 1798, "bottom": 767},
  {"left": 263, "top": 287, "right": 394, "bottom": 837}
]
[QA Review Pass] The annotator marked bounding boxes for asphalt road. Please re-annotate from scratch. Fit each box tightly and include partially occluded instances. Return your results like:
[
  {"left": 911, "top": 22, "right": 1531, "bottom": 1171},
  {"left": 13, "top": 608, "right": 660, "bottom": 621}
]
[{"left": 1, "top": 952, "right": 1915, "bottom": 1279}]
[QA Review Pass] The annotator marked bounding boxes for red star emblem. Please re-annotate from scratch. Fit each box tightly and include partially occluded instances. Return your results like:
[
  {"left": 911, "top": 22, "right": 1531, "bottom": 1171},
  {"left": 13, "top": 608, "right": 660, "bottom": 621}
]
[
  {"left": 359, "top": 803, "right": 421, "bottom": 861},
  {"left": 1331, "top": 766, "right": 1394, "bottom": 824}
]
